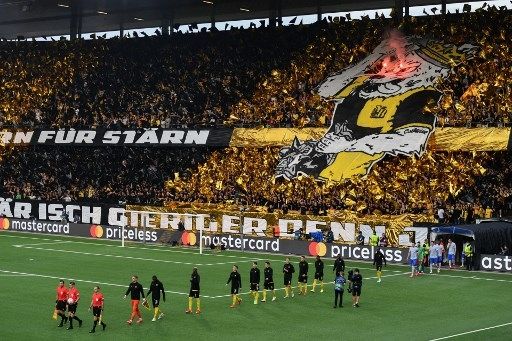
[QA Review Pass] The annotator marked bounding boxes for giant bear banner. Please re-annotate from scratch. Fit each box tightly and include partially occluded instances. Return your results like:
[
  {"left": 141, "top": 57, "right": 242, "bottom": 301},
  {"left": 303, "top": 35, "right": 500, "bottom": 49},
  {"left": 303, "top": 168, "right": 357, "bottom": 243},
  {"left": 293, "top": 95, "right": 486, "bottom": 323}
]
[{"left": 276, "top": 36, "right": 477, "bottom": 181}]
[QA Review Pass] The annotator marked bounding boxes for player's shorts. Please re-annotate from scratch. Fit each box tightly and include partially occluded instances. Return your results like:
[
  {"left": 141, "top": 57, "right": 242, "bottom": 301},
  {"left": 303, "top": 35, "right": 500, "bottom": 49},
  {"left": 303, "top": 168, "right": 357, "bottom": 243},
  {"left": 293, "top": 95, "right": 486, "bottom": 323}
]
[
  {"left": 264, "top": 281, "right": 274, "bottom": 290},
  {"left": 409, "top": 259, "right": 417, "bottom": 266},
  {"left": 152, "top": 298, "right": 160, "bottom": 307},
  {"left": 448, "top": 254, "right": 455, "bottom": 261},
  {"left": 92, "top": 307, "right": 102, "bottom": 317},
  {"left": 231, "top": 287, "right": 240, "bottom": 295},
  {"left": 430, "top": 257, "right": 437, "bottom": 264},
  {"left": 189, "top": 290, "right": 200, "bottom": 298},
  {"left": 67, "top": 303, "right": 77, "bottom": 313},
  {"left": 56, "top": 300, "right": 66, "bottom": 311},
  {"left": 299, "top": 275, "right": 307, "bottom": 283},
  {"left": 352, "top": 285, "right": 361, "bottom": 296},
  {"left": 284, "top": 276, "right": 292, "bottom": 286},
  {"left": 250, "top": 283, "right": 259, "bottom": 291},
  {"left": 437, "top": 256, "right": 442, "bottom": 263},
  {"left": 375, "top": 264, "right": 383, "bottom": 271},
  {"left": 314, "top": 272, "right": 324, "bottom": 281}
]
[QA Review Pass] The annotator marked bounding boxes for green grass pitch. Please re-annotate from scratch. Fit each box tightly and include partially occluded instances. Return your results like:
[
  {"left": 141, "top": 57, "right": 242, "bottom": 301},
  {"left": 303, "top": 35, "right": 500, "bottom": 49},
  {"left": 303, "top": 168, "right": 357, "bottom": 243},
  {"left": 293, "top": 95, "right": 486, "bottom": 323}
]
[{"left": 1, "top": 230, "right": 511, "bottom": 341}]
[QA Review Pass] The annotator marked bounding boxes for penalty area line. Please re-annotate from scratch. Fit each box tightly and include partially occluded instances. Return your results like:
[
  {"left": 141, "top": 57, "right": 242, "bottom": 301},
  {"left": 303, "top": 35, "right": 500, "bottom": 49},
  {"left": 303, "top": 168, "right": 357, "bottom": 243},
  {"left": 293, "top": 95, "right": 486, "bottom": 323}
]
[{"left": 429, "top": 321, "right": 512, "bottom": 340}]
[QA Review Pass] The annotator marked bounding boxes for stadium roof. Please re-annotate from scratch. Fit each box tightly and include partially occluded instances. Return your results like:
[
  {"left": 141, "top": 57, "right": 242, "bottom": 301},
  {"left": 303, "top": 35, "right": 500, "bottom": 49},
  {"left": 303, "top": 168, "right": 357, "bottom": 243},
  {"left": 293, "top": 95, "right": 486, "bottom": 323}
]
[{"left": 0, "top": 0, "right": 486, "bottom": 39}]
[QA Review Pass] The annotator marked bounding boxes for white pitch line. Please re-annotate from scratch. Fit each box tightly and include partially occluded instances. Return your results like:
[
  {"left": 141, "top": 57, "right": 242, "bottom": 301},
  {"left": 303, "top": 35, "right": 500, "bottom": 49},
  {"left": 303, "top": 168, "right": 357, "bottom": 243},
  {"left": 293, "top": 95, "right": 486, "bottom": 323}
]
[
  {"left": 13, "top": 241, "right": 70, "bottom": 247},
  {"left": 13, "top": 245, "right": 203, "bottom": 266},
  {"left": 429, "top": 273, "right": 512, "bottom": 283},
  {"left": 0, "top": 269, "right": 198, "bottom": 297},
  {"left": 428, "top": 321, "right": 512, "bottom": 340}
]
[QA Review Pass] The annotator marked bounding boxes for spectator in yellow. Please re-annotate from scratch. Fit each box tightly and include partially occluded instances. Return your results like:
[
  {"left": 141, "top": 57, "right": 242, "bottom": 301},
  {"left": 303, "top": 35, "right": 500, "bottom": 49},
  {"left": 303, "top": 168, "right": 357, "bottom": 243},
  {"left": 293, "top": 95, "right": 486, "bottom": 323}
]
[{"left": 369, "top": 231, "right": 379, "bottom": 246}]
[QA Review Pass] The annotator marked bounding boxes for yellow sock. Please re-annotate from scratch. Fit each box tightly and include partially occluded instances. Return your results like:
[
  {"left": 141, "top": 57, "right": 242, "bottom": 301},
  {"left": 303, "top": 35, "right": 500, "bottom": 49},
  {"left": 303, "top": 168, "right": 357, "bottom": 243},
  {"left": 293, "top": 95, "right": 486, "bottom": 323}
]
[
  {"left": 154, "top": 307, "right": 159, "bottom": 319},
  {"left": 298, "top": 283, "right": 302, "bottom": 293},
  {"left": 377, "top": 271, "right": 381, "bottom": 279},
  {"left": 262, "top": 290, "right": 267, "bottom": 301},
  {"left": 303, "top": 284, "right": 307, "bottom": 294},
  {"left": 284, "top": 287, "right": 289, "bottom": 296},
  {"left": 255, "top": 292, "right": 259, "bottom": 302},
  {"left": 273, "top": 290, "right": 276, "bottom": 298},
  {"left": 320, "top": 281, "right": 324, "bottom": 291},
  {"left": 232, "top": 295, "right": 236, "bottom": 305},
  {"left": 312, "top": 279, "right": 317, "bottom": 291},
  {"left": 196, "top": 298, "right": 201, "bottom": 310},
  {"left": 188, "top": 297, "right": 192, "bottom": 310}
]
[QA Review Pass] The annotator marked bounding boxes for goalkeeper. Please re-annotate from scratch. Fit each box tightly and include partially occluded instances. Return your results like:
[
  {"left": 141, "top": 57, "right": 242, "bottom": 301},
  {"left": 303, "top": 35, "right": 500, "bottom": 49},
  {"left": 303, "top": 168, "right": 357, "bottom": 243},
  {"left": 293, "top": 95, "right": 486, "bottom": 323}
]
[
  {"left": 147, "top": 275, "right": 166, "bottom": 322},
  {"left": 124, "top": 275, "right": 146, "bottom": 325}
]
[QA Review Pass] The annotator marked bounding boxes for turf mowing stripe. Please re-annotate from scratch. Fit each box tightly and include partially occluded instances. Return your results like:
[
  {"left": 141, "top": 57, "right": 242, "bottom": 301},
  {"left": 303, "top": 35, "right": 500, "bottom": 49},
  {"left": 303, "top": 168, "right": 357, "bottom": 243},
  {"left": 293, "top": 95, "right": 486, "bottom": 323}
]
[
  {"left": 428, "top": 321, "right": 512, "bottom": 340},
  {"left": 12, "top": 240, "right": 71, "bottom": 247},
  {"left": 13, "top": 245, "right": 202, "bottom": 265},
  {"left": 0, "top": 269, "right": 197, "bottom": 297},
  {"left": 431, "top": 273, "right": 512, "bottom": 283}
]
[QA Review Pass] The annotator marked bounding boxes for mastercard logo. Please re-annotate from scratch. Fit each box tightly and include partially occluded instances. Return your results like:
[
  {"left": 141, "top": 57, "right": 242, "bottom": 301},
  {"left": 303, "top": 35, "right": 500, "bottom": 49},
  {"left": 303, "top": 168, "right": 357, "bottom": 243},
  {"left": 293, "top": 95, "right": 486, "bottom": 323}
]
[
  {"left": 181, "top": 231, "right": 197, "bottom": 246},
  {"left": 308, "top": 242, "right": 327, "bottom": 257},
  {"left": 0, "top": 218, "right": 10, "bottom": 230},
  {"left": 89, "top": 225, "right": 103, "bottom": 238}
]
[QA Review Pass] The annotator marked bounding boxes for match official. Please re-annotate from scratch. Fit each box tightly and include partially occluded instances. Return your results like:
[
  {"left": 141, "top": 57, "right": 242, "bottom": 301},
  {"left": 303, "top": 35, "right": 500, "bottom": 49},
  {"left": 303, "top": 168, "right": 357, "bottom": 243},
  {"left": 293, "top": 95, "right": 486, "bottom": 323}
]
[
  {"left": 88, "top": 286, "right": 106, "bottom": 333},
  {"left": 55, "top": 279, "right": 68, "bottom": 328},
  {"left": 66, "top": 281, "right": 83, "bottom": 330}
]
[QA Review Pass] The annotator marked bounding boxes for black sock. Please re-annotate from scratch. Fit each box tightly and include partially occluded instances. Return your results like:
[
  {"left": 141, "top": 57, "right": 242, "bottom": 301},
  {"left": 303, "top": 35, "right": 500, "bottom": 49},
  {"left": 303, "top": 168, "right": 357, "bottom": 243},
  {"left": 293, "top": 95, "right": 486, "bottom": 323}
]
[
  {"left": 74, "top": 316, "right": 82, "bottom": 323},
  {"left": 101, "top": 322, "right": 106, "bottom": 327},
  {"left": 69, "top": 318, "right": 73, "bottom": 328},
  {"left": 93, "top": 320, "right": 97, "bottom": 331}
]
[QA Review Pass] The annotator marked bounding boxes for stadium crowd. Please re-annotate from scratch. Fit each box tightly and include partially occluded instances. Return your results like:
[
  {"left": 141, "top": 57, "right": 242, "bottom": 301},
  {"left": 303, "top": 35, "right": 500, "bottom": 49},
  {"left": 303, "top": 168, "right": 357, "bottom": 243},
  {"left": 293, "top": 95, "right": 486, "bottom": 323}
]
[{"left": 0, "top": 7, "right": 511, "bottom": 219}]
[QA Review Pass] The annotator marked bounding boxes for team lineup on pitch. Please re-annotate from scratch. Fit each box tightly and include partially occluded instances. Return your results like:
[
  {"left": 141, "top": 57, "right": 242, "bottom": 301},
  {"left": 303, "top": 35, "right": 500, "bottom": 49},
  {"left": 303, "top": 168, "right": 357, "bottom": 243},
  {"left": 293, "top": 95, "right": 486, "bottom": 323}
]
[{"left": 1, "top": 231, "right": 512, "bottom": 340}]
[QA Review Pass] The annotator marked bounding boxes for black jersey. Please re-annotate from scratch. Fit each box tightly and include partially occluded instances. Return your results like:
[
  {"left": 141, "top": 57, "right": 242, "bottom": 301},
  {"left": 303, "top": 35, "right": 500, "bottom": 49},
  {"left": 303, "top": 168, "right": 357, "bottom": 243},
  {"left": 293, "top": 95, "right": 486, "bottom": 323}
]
[
  {"left": 283, "top": 263, "right": 295, "bottom": 277},
  {"left": 264, "top": 267, "right": 274, "bottom": 282},
  {"left": 373, "top": 251, "right": 386, "bottom": 266},
  {"left": 352, "top": 274, "right": 363, "bottom": 287},
  {"left": 315, "top": 259, "right": 324, "bottom": 273},
  {"left": 227, "top": 271, "right": 242, "bottom": 288},
  {"left": 190, "top": 274, "right": 200, "bottom": 291},
  {"left": 147, "top": 279, "right": 165, "bottom": 300},
  {"left": 299, "top": 260, "right": 309, "bottom": 276},
  {"left": 250, "top": 268, "right": 261, "bottom": 284},
  {"left": 333, "top": 257, "right": 345, "bottom": 273},
  {"left": 125, "top": 282, "right": 145, "bottom": 300}
]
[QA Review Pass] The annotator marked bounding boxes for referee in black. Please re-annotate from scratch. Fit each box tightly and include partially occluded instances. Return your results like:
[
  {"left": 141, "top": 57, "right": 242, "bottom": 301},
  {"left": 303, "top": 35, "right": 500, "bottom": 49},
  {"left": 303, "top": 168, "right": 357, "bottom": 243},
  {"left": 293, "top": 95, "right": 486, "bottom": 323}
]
[
  {"left": 147, "top": 275, "right": 166, "bottom": 321},
  {"left": 226, "top": 265, "right": 242, "bottom": 308}
]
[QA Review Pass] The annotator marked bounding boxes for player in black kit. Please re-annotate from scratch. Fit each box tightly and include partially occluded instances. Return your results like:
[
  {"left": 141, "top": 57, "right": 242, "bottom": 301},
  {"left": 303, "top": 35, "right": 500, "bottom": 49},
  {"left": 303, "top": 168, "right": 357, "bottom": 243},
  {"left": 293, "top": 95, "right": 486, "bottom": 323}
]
[
  {"left": 250, "top": 262, "right": 261, "bottom": 305},
  {"left": 227, "top": 265, "right": 242, "bottom": 308},
  {"left": 186, "top": 267, "right": 201, "bottom": 314},
  {"left": 311, "top": 255, "right": 324, "bottom": 293},
  {"left": 147, "top": 275, "right": 166, "bottom": 321},
  {"left": 373, "top": 249, "right": 387, "bottom": 283},
  {"left": 262, "top": 261, "right": 276, "bottom": 302},
  {"left": 297, "top": 256, "right": 309, "bottom": 295},
  {"left": 283, "top": 257, "right": 295, "bottom": 298}
]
